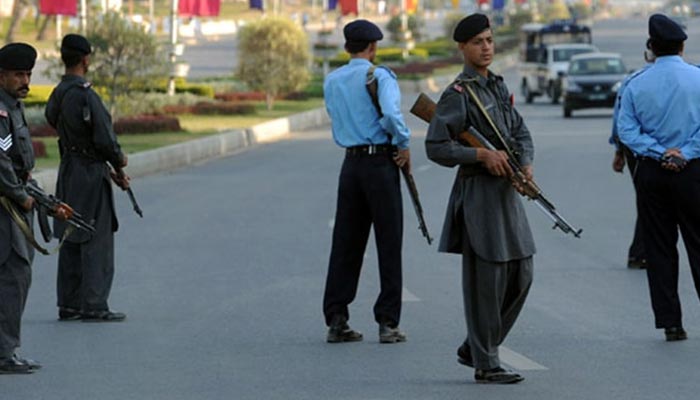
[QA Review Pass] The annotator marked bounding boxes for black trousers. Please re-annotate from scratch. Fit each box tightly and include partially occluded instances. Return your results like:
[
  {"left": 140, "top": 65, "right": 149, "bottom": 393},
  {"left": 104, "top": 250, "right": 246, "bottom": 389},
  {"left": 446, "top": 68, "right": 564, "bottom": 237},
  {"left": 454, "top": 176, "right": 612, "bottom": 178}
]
[
  {"left": 0, "top": 251, "right": 31, "bottom": 359},
  {"left": 635, "top": 159, "right": 700, "bottom": 328},
  {"left": 57, "top": 194, "right": 115, "bottom": 312},
  {"left": 623, "top": 146, "right": 646, "bottom": 262},
  {"left": 323, "top": 152, "right": 403, "bottom": 327}
]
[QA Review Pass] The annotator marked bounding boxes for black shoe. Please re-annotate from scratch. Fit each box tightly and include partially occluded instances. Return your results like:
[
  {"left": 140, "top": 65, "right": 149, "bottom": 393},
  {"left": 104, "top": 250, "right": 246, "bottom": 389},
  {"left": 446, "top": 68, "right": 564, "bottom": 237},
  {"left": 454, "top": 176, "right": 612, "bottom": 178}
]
[
  {"left": 326, "top": 315, "right": 363, "bottom": 343},
  {"left": 13, "top": 354, "right": 41, "bottom": 370},
  {"left": 665, "top": 326, "right": 688, "bottom": 341},
  {"left": 58, "top": 307, "right": 82, "bottom": 321},
  {"left": 379, "top": 323, "right": 406, "bottom": 344},
  {"left": 81, "top": 310, "right": 126, "bottom": 323},
  {"left": 0, "top": 356, "right": 33, "bottom": 375},
  {"left": 475, "top": 367, "right": 524, "bottom": 384},
  {"left": 457, "top": 343, "right": 474, "bottom": 367},
  {"left": 627, "top": 257, "right": 647, "bottom": 269}
]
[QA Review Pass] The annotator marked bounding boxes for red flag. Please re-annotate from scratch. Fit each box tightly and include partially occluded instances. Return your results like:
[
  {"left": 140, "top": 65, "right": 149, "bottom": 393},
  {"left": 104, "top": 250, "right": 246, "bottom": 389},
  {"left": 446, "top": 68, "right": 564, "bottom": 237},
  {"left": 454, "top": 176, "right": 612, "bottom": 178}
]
[
  {"left": 39, "top": 0, "right": 77, "bottom": 16},
  {"left": 339, "top": 0, "right": 358, "bottom": 16},
  {"left": 179, "top": 0, "right": 221, "bottom": 17}
]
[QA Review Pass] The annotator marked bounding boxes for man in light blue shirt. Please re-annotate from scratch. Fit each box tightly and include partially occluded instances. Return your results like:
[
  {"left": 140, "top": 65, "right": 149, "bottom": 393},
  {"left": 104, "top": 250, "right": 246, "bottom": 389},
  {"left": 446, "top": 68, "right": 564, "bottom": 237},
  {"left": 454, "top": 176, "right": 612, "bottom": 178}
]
[
  {"left": 322, "top": 19, "right": 411, "bottom": 345},
  {"left": 617, "top": 14, "right": 700, "bottom": 342}
]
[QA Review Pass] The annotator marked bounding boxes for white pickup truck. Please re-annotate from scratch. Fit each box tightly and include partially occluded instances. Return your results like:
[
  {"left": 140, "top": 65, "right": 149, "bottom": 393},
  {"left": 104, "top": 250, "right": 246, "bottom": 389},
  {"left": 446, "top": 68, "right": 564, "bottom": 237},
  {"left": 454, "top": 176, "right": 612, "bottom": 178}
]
[{"left": 519, "top": 43, "right": 599, "bottom": 104}]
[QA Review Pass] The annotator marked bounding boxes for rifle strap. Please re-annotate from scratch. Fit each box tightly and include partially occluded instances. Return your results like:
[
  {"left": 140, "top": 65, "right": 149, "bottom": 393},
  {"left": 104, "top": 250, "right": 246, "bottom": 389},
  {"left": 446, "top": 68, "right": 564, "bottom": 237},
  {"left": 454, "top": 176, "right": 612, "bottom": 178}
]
[
  {"left": 0, "top": 196, "right": 74, "bottom": 256},
  {"left": 366, "top": 65, "right": 383, "bottom": 117},
  {"left": 460, "top": 81, "right": 522, "bottom": 169}
]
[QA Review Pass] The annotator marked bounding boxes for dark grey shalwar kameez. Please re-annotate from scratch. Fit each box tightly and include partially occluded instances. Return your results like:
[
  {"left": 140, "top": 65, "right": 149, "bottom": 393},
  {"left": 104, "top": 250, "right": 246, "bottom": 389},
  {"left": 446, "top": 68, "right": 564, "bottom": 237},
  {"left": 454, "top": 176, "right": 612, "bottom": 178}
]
[
  {"left": 425, "top": 66, "right": 536, "bottom": 370},
  {"left": 45, "top": 75, "right": 124, "bottom": 313},
  {"left": 0, "top": 89, "right": 35, "bottom": 359}
]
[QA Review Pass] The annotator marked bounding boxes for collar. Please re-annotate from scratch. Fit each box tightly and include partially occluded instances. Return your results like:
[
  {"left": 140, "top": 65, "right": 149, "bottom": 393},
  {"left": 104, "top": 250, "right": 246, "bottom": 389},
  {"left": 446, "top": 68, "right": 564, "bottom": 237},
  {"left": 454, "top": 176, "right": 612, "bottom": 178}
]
[
  {"left": 654, "top": 55, "right": 684, "bottom": 65},
  {"left": 0, "top": 88, "right": 20, "bottom": 109},
  {"left": 460, "top": 65, "right": 495, "bottom": 88},
  {"left": 349, "top": 58, "right": 372, "bottom": 67}
]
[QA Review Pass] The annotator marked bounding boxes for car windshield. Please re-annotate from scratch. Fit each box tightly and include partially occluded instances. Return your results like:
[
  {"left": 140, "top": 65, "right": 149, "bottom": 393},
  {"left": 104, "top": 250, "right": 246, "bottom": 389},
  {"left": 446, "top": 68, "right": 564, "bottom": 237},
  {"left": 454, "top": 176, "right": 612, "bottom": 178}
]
[
  {"left": 553, "top": 48, "right": 595, "bottom": 62},
  {"left": 568, "top": 58, "right": 626, "bottom": 75}
]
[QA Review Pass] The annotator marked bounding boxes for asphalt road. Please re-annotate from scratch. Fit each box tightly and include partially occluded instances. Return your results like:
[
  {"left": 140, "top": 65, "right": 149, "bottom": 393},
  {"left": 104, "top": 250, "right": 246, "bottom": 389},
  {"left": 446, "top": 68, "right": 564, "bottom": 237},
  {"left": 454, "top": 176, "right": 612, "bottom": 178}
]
[{"left": 5, "top": 16, "right": 700, "bottom": 400}]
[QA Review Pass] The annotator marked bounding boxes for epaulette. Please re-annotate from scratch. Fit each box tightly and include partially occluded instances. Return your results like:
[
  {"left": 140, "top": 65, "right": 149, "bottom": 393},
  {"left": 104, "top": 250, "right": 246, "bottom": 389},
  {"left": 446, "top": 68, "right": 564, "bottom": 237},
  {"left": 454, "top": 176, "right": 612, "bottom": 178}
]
[
  {"left": 451, "top": 78, "right": 477, "bottom": 94},
  {"left": 78, "top": 81, "right": 92, "bottom": 89},
  {"left": 0, "top": 109, "right": 7, "bottom": 118},
  {"left": 375, "top": 65, "right": 396, "bottom": 79}
]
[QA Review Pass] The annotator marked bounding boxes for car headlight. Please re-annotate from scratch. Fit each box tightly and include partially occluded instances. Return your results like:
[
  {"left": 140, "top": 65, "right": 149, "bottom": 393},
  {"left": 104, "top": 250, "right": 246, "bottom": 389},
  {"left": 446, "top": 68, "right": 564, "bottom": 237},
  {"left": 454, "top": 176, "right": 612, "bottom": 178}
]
[
  {"left": 565, "top": 79, "right": 582, "bottom": 93},
  {"left": 611, "top": 81, "right": 622, "bottom": 92}
]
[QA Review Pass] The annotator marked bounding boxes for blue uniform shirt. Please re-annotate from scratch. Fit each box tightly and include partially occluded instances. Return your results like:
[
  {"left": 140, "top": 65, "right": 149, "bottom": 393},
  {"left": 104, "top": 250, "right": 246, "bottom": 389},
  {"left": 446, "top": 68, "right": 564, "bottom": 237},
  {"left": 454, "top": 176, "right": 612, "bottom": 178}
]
[
  {"left": 617, "top": 56, "right": 700, "bottom": 160},
  {"left": 609, "top": 64, "right": 651, "bottom": 149},
  {"left": 324, "top": 58, "right": 410, "bottom": 149}
]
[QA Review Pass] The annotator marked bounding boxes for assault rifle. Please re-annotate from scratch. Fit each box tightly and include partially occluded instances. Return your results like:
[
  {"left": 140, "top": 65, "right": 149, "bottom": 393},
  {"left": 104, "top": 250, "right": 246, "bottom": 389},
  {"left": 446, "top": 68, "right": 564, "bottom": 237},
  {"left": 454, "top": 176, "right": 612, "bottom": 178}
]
[
  {"left": 411, "top": 92, "right": 582, "bottom": 238},
  {"left": 111, "top": 166, "right": 143, "bottom": 218},
  {"left": 25, "top": 181, "right": 96, "bottom": 234},
  {"left": 401, "top": 166, "right": 433, "bottom": 245}
]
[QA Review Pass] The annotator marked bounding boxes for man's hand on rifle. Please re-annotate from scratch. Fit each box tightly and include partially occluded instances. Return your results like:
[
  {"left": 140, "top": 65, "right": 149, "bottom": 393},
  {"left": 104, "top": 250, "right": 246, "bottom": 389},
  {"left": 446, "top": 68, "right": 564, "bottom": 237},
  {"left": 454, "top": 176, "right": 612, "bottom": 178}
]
[
  {"left": 110, "top": 170, "right": 131, "bottom": 190},
  {"left": 21, "top": 196, "right": 35, "bottom": 211},
  {"left": 393, "top": 148, "right": 411, "bottom": 173},
  {"left": 612, "top": 150, "right": 625, "bottom": 173},
  {"left": 52, "top": 203, "right": 74, "bottom": 221},
  {"left": 477, "top": 148, "right": 512, "bottom": 177},
  {"left": 512, "top": 165, "right": 536, "bottom": 197}
]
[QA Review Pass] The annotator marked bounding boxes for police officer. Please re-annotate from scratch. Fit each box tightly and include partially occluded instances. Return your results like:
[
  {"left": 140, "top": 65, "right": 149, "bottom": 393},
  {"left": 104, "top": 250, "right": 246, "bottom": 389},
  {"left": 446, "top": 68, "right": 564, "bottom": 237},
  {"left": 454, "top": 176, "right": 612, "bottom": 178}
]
[
  {"left": 609, "top": 49, "right": 655, "bottom": 270},
  {"left": 425, "top": 14, "right": 535, "bottom": 384},
  {"left": 0, "top": 43, "right": 42, "bottom": 374},
  {"left": 617, "top": 14, "right": 700, "bottom": 342},
  {"left": 322, "top": 20, "right": 411, "bottom": 344},
  {"left": 45, "top": 34, "right": 129, "bottom": 322}
]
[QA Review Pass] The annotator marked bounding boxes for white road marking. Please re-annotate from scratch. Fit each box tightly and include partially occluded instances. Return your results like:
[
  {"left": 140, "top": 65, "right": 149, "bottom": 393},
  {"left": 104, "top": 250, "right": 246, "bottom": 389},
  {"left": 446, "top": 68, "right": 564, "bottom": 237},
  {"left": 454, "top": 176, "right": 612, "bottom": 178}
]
[
  {"left": 415, "top": 164, "right": 431, "bottom": 173},
  {"left": 401, "top": 287, "right": 421, "bottom": 302},
  {"left": 500, "top": 346, "right": 548, "bottom": 371}
]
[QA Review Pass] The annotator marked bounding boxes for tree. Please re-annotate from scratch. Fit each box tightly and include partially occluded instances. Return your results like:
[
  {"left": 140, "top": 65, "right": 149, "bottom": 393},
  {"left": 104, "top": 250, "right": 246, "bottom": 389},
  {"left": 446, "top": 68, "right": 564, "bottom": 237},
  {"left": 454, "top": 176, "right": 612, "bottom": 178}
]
[
  {"left": 237, "top": 17, "right": 311, "bottom": 111},
  {"left": 85, "top": 11, "right": 168, "bottom": 117},
  {"left": 6, "top": 0, "right": 32, "bottom": 43}
]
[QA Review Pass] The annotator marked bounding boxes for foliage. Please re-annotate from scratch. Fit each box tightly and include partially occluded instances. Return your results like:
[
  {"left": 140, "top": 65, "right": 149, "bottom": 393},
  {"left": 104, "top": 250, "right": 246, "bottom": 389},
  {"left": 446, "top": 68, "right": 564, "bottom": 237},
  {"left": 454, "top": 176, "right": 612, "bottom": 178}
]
[
  {"left": 386, "top": 14, "right": 424, "bottom": 42},
  {"left": 113, "top": 115, "right": 182, "bottom": 135},
  {"left": 24, "top": 85, "right": 54, "bottom": 108},
  {"left": 415, "top": 40, "right": 457, "bottom": 58},
  {"left": 162, "top": 102, "right": 257, "bottom": 116},
  {"left": 324, "top": 47, "right": 430, "bottom": 68},
  {"left": 64, "top": 11, "right": 168, "bottom": 117},
  {"left": 508, "top": 9, "right": 535, "bottom": 30},
  {"left": 237, "top": 17, "right": 311, "bottom": 110},
  {"left": 24, "top": 105, "right": 49, "bottom": 127},
  {"left": 569, "top": 3, "right": 593, "bottom": 20},
  {"left": 32, "top": 140, "right": 47, "bottom": 158},
  {"left": 544, "top": 0, "right": 572, "bottom": 22},
  {"left": 113, "top": 91, "right": 211, "bottom": 118}
]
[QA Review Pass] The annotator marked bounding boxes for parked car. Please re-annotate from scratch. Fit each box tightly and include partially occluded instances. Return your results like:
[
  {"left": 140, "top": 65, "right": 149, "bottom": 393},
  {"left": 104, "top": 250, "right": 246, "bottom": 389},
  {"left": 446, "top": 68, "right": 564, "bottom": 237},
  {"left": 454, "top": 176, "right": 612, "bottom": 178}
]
[{"left": 561, "top": 52, "right": 628, "bottom": 118}]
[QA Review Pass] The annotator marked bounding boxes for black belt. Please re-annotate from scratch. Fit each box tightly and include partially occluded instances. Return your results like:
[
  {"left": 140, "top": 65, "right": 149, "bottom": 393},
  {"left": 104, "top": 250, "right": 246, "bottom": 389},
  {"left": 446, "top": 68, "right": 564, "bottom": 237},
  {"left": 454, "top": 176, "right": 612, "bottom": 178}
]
[{"left": 346, "top": 144, "right": 396, "bottom": 156}]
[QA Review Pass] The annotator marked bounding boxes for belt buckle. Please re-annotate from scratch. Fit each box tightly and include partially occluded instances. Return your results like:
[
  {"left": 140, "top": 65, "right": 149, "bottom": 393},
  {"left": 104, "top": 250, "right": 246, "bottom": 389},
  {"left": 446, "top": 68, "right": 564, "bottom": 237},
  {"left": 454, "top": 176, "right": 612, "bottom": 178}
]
[{"left": 368, "top": 145, "right": 376, "bottom": 155}]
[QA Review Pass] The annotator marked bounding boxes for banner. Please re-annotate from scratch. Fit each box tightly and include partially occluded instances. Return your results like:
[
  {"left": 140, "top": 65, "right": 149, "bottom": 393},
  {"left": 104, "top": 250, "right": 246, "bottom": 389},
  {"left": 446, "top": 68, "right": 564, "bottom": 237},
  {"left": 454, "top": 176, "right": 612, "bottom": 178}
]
[
  {"left": 339, "top": 0, "right": 357, "bottom": 15},
  {"left": 39, "top": 0, "right": 77, "bottom": 16},
  {"left": 249, "top": 0, "right": 263, "bottom": 10},
  {"left": 328, "top": 0, "right": 338, "bottom": 10},
  {"left": 493, "top": 0, "right": 506, "bottom": 10},
  {"left": 406, "top": 0, "right": 417, "bottom": 13},
  {"left": 179, "top": 0, "right": 221, "bottom": 17}
]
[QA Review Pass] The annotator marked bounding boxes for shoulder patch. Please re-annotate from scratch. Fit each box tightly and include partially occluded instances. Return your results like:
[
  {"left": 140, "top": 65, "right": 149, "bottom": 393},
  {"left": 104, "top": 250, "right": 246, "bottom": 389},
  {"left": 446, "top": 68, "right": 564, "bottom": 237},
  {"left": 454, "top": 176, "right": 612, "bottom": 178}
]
[
  {"left": 452, "top": 84, "right": 464, "bottom": 93},
  {"left": 77, "top": 81, "right": 92, "bottom": 89},
  {"left": 0, "top": 109, "right": 7, "bottom": 118}
]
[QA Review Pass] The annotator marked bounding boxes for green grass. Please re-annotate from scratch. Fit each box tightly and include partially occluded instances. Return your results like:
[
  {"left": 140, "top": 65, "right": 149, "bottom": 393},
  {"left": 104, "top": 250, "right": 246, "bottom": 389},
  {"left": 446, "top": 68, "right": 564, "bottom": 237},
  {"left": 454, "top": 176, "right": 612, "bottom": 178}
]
[{"left": 33, "top": 98, "right": 325, "bottom": 171}]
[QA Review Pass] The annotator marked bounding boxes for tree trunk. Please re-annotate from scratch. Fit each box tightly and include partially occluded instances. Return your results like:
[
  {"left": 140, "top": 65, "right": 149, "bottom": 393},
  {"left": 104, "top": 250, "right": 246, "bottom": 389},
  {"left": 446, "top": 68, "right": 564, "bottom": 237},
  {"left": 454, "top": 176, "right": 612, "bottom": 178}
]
[
  {"left": 36, "top": 15, "right": 53, "bottom": 41},
  {"left": 265, "top": 92, "right": 275, "bottom": 111},
  {"left": 6, "top": 0, "right": 30, "bottom": 43}
]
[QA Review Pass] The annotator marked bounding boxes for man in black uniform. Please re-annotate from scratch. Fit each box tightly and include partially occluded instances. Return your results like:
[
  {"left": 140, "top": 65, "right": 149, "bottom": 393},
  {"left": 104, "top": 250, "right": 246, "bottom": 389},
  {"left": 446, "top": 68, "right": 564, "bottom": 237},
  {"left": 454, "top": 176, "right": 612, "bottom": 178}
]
[
  {"left": 0, "top": 43, "right": 43, "bottom": 374},
  {"left": 45, "top": 34, "right": 129, "bottom": 322}
]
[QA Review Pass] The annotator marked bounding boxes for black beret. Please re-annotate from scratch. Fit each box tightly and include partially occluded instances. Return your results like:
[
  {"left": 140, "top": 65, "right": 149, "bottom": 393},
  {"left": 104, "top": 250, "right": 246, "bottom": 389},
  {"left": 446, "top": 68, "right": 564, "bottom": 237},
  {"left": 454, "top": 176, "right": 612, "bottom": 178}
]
[
  {"left": 649, "top": 14, "right": 687, "bottom": 42},
  {"left": 343, "top": 19, "right": 383, "bottom": 43},
  {"left": 453, "top": 14, "right": 490, "bottom": 43},
  {"left": 0, "top": 43, "right": 37, "bottom": 71},
  {"left": 61, "top": 34, "right": 92, "bottom": 55}
]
